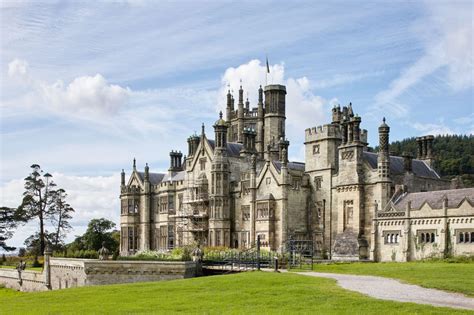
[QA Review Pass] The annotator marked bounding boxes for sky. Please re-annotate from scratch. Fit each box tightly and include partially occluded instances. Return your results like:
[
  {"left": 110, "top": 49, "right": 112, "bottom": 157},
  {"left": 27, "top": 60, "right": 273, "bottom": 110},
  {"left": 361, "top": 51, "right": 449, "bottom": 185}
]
[{"left": 1, "top": 0, "right": 473, "bottom": 250}]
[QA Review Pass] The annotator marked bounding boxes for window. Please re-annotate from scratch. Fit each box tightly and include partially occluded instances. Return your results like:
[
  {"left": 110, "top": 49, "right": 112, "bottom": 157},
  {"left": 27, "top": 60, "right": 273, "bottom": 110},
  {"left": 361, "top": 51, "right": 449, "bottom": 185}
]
[
  {"left": 292, "top": 178, "right": 300, "bottom": 190},
  {"left": 417, "top": 230, "right": 436, "bottom": 244},
  {"left": 178, "top": 194, "right": 183, "bottom": 211},
  {"left": 266, "top": 177, "right": 271, "bottom": 185},
  {"left": 314, "top": 176, "right": 322, "bottom": 191},
  {"left": 200, "top": 158, "right": 206, "bottom": 171},
  {"left": 241, "top": 180, "right": 250, "bottom": 195},
  {"left": 384, "top": 231, "right": 400, "bottom": 244},
  {"left": 159, "top": 196, "right": 168, "bottom": 213},
  {"left": 241, "top": 206, "right": 250, "bottom": 221},
  {"left": 457, "top": 230, "right": 474, "bottom": 243},
  {"left": 313, "top": 144, "right": 320, "bottom": 154},
  {"left": 168, "top": 196, "right": 174, "bottom": 211}
]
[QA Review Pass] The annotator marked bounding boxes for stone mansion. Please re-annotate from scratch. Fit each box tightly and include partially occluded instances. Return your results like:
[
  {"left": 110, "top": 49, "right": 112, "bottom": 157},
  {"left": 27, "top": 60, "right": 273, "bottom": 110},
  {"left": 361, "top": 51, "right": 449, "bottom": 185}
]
[{"left": 119, "top": 83, "right": 474, "bottom": 261}]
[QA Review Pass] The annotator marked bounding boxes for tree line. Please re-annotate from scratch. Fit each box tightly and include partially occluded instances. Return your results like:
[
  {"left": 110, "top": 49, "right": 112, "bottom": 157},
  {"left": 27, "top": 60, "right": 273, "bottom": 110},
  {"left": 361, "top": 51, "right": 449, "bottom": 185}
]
[
  {"left": 1, "top": 164, "right": 118, "bottom": 259},
  {"left": 374, "top": 134, "right": 474, "bottom": 187}
]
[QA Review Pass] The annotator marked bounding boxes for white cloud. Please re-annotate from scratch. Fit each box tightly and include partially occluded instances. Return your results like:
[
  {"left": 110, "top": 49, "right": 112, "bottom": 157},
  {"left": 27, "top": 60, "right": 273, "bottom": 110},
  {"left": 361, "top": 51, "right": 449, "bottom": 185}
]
[
  {"left": 314, "top": 71, "right": 384, "bottom": 89},
  {"left": 412, "top": 122, "right": 456, "bottom": 136},
  {"left": 40, "top": 74, "right": 130, "bottom": 116},
  {"left": 0, "top": 172, "right": 120, "bottom": 249},
  {"left": 219, "top": 59, "right": 327, "bottom": 161},
  {"left": 7, "top": 58, "right": 30, "bottom": 82},
  {"left": 6, "top": 59, "right": 131, "bottom": 117},
  {"left": 374, "top": 1, "right": 473, "bottom": 117}
]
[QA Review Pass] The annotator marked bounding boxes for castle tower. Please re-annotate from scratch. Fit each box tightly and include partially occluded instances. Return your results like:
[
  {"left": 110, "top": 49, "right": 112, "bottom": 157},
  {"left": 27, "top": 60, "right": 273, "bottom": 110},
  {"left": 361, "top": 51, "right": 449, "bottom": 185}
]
[
  {"left": 264, "top": 84, "right": 286, "bottom": 155},
  {"left": 140, "top": 163, "right": 151, "bottom": 251},
  {"left": 237, "top": 85, "right": 244, "bottom": 143},
  {"left": 225, "top": 89, "right": 233, "bottom": 122},
  {"left": 209, "top": 112, "right": 231, "bottom": 247},
  {"left": 256, "top": 85, "right": 265, "bottom": 158}
]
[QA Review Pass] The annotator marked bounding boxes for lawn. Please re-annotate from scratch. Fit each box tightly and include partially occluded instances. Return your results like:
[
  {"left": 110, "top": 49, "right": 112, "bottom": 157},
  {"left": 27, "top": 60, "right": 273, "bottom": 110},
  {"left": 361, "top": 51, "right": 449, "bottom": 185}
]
[
  {"left": 0, "top": 272, "right": 470, "bottom": 314},
  {"left": 0, "top": 265, "right": 43, "bottom": 272},
  {"left": 312, "top": 262, "right": 474, "bottom": 297}
]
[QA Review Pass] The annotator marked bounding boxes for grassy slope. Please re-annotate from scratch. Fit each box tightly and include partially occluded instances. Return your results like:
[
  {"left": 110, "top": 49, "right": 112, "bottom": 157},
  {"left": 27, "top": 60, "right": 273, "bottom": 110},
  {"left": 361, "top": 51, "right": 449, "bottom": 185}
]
[
  {"left": 312, "top": 262, "right": 474, "bottom": 297},
  {"left": 0, "top": 272, "right": 470, "bottom": 314}
]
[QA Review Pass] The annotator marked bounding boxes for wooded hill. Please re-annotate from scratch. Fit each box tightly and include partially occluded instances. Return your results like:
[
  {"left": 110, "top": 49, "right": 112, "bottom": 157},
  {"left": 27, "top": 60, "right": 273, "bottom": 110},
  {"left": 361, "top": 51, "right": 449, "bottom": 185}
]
[{"left": 375, "top": 135, "right": 474, "bottom": 187}]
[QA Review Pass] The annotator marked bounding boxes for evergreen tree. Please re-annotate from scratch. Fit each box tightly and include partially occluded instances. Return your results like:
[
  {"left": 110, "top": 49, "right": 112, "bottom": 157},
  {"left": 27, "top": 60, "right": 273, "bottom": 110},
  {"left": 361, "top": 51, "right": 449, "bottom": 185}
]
[
  {"left": 50, "top": 188, "right": 75, "bottom": 248},
  {"left": 0, "top": 207, "right": 23, "bottom": 251}
]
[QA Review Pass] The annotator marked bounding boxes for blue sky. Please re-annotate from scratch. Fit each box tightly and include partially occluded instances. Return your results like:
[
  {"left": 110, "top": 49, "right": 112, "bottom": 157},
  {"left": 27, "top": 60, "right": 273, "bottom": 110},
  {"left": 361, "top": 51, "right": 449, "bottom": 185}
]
[{"left": 1, "top": 0, "right": 472, "bottom": 248}]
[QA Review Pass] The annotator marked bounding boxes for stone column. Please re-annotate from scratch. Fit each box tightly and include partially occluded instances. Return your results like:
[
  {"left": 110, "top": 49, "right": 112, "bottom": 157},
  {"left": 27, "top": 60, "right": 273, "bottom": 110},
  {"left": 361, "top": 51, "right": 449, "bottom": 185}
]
[{"left": 44, "top": 245, "right": 52, "bottom": 290}]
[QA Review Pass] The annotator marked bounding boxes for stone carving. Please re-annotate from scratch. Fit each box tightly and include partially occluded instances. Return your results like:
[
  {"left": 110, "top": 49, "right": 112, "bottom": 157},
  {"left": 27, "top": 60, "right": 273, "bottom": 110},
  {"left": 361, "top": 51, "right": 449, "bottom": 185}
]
[
  {"left": 98, "top": 242, "right": 110, "bottom": 260},
  {"left": 191, "top": 244, "right": 203, "bottom": 262}
]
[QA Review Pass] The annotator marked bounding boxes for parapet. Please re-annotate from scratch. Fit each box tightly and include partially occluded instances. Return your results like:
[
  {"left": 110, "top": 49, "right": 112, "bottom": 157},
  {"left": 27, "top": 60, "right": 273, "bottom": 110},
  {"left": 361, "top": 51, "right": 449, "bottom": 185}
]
[
  {"left": 305, "top": 124, "right": 341, "bottom": 142},
  {"left": 264, "top": 84, "right": 286, "bottom": 92}
]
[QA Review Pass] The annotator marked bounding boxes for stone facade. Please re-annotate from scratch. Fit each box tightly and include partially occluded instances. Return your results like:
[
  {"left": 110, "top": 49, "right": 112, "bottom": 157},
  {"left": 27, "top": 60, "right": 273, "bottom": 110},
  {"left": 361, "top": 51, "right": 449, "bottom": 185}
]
[
  {"left": 374, "top": 187, "right": 474, "bottom": 261},
  {"left": 119, "top": 81, "right": 473, "bottom": 261}
]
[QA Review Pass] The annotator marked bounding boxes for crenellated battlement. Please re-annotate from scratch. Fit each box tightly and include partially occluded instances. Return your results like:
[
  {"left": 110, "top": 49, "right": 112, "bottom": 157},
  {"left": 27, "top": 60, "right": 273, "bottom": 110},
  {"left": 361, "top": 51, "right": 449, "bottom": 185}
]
[{"left": 305, "top": 124, "right": 341, "bottom": 142}]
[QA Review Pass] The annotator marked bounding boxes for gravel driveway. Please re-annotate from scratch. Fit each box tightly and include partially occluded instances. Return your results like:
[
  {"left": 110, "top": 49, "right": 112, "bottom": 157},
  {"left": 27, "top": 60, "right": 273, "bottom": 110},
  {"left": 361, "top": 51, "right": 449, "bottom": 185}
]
[{"left": 296, "top": 272, "right": 474, "bottom": 311}]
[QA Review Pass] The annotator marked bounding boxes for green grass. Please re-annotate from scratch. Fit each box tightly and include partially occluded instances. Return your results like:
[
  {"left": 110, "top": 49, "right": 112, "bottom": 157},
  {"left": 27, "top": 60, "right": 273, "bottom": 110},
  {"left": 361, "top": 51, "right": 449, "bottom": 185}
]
[
  {"left": 0, "top": 265, "right": 43, "bottom": 272},
  {"left": 0, "top": 272, "right": 470, "bottom": 314},
  {"left": 311, "top": 262, "right": 474, "bottom": 297}
]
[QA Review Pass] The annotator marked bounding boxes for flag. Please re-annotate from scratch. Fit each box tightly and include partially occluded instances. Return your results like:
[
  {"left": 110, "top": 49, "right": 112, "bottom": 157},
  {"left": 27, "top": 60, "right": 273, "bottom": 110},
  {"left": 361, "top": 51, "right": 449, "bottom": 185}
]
[{"left": 266, "top": 56, "right": 270, "bottom": 73}]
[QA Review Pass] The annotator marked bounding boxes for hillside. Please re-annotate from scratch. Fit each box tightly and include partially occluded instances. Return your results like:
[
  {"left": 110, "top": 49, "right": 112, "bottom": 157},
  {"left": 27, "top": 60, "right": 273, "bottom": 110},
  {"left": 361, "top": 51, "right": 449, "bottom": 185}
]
[{"left": 376, "top": 135, "right": 473, "bottom": 187}]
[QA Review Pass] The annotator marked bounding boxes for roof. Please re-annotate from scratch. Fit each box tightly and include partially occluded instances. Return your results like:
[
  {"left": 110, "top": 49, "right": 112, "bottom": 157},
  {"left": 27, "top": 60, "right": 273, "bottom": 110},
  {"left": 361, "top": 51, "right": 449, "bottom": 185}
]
[
  {"left": 162, "top": 171, "right": 185, "bottom": 182},
  {"left": 393, "top": 188, "right": 474, "bottom": 210},
  {"left": 273, "top": 161, "right": 305, "bottom": 172},
  {"left": 363, "top": 151, "right": 439, "bottom": 179},
  {"left": 207, "top": 140, "right": 243, "bottom": 157},
  {"left": 136, "top": 172, "right": 165, "bottom": 185}
]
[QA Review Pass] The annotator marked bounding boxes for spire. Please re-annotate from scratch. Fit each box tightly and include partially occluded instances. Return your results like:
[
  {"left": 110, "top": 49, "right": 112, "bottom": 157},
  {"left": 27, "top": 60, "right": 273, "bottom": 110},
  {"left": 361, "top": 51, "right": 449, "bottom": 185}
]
[
  {"left": 238, "top": 82, "right": 244, "bottom": 106},
  {"left": 258, "top": 85, "right": 263, "bottom": 105},
  {"left": 121, "top": 169, "right": 125, "bottom": 186},
  {"left": 144, "top": 163, "right": 149, "bottom": 181},
  {"left": 133, "top": 158, "right": 136, "bottom": 171},
  {"left": 201, "top": 123, "right": 205, "bottom": 136}
]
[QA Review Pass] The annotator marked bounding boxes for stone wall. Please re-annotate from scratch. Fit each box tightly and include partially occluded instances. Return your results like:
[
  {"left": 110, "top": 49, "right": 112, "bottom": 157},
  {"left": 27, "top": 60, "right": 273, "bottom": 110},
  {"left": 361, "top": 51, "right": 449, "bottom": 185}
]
[
  {"left": 0, "top": 268, "right": 47, "bottom": 292},
  {"left": 0, "top": 258, "right": 198, "bottom": 292}
]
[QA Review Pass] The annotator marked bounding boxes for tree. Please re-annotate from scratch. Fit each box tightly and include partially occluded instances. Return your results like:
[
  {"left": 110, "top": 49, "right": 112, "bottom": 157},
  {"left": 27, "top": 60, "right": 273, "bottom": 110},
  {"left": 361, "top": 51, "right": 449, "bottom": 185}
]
[
  {"left": 0, "top": 206, "right": 24, "bottom": 251},
  {"left": 81, "top": 218, "right": 118, "bottom": 252},
  {"left": 50, "top": 189, "right": 75, "bottom": 248},
  {"left": 16, "top": 164, "right": 75, "bottom": 254}
]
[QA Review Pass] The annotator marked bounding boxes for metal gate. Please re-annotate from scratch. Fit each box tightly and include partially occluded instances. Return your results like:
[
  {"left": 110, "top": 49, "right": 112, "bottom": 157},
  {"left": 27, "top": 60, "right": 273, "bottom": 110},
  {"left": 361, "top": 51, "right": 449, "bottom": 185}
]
[{"left": 287, "top": 238, "right": 314, "bottom": 270}]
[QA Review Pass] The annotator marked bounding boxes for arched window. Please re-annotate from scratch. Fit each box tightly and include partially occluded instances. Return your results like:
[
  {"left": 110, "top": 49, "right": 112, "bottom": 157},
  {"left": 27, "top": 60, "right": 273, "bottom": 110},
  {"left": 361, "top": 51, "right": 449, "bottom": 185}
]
[
  {"left": 390, "top": 234, "right": 394, "bottom": 243},
  {"left": 395, "top": 234, "right": 399, "bottom": 243},
  {"left": 426, "top": 233, "right": 430, "bottom": 243},
  {"left": 471, "top": 232, "right": 474, "bottom": 243},
  {"left": 465, "top": 232, "right": 470, "bottom": 243},
  {"left": 460, "top": 233, "right": 464, "bottom": 243},
  {"left": 421, "top": 233, "right": 425, "bottom": 242},
  {"left": 431, "top": 233, "right": 435, "bottom": 243}
]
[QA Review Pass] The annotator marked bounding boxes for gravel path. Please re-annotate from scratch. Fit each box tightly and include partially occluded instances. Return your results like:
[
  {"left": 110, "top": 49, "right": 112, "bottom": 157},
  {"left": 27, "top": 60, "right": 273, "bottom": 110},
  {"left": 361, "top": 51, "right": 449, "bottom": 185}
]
[{"left": 296, "top": 272, "right": 474, "bottom": 310}]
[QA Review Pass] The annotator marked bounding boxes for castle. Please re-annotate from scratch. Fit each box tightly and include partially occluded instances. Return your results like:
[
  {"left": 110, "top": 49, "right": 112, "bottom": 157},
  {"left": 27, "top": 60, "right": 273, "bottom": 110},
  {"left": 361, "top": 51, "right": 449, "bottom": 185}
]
[{"left": 119, "top": 83, "right": 474, "bottom": 261}]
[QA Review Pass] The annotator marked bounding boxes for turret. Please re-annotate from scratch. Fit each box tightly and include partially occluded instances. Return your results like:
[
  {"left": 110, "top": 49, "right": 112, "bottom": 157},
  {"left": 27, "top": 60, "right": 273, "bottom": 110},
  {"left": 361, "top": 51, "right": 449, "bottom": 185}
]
[
  {"left": 264, "top": 84, "right": 286, "bottom": 151},
  {"left": 378, "top": 117, "right": 390, "bottom": 180},
  {"left": 213, "top": 111, "right": 228, "bottom": 154},
  {"left": 237, "top": 85, "right": 244, "bottom": 143},
  {"left": 241, "top": 127, "right": 257, "bottom": 156},
  {"left": 144, "top": 163, "right": 149, "bottom": 182},
  {"left": 226, "top": 89, "right": 232, "bottom": 121},
  {"left": 256, "top": 85, "right": 265, "bottom": 157},
  {"left": 332, "top": 104, "right": 342, "bottom": 124}
]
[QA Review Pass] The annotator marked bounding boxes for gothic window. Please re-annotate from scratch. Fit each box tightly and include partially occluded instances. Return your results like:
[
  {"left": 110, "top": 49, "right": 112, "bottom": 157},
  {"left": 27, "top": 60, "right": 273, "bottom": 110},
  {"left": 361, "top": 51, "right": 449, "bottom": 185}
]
[
  {"left": 383, "top": 231, "right": 400, "bottom": 244},
  {"left": 216, "top": 230, "right": 221, "bottom": 246},
  {"left": 314, "top": 176, "right": 323, "bottom": 190},
  {"left": 168, "top": 225, "right": 174, "bottom": 249},
  {"left": 457, "top": 230, "right": 474, "bottom": 243},
  {"left": 257, "top": 202, "right": 270, "bottom": 219},
  {"left": 159, "top": 196, "right": 168, "bottom": 213},
  {"left": 168, "top": 196, "right": 174, "bottom": 211},
  {"left": 242, "top": 180, "right": 250, "bottom": 195},
  {"left": 121, "top": 200, "right": 127, "bottom": 214},
  {"left": 241, "top": 205, "right": 250, "bottom": 221},
  {"left": 313, "top": 144, "right": 320, "bottom": 154},
  {"left": 266, "top": 177, "right": 271, "bottom": 185},
  {"left": 417, "top": 230, "right": 436, "bottom": 244},
  {"left": 159, "top": 226, "right": 167, "bottom": 249},
  {"left": 200, "top": 158, "right": 206, "bottom": 171},
  {"left": 343, "top": 200, "right": 354, "bottom": 230}
]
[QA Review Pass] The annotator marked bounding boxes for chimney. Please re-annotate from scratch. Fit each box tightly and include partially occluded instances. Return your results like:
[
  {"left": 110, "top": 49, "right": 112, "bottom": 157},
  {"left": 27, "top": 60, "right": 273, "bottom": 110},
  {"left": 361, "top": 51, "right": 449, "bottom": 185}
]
[{"left": 402, "top": 151, "right": 413, "bottom": 173}]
